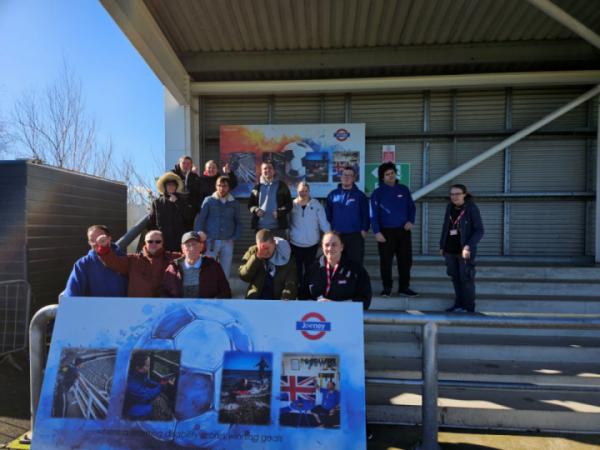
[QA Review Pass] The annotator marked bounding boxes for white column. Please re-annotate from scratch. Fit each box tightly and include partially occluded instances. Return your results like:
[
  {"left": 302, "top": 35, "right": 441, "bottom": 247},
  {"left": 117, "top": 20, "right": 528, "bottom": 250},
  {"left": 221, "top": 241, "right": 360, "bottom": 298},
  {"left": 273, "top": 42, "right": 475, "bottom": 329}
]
[
  {"left": 596, "top": 97, "right": 600, "bottom": 263},
  {"left": 164, "top": 88, "right": 191, "bottom": 171}
]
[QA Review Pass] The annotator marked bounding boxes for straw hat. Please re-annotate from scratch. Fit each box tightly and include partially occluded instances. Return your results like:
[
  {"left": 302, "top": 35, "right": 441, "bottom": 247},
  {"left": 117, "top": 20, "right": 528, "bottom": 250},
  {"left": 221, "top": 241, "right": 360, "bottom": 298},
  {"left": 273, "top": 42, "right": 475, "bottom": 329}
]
[{"left": 156, "top": 172, "right": 184, "bottom": 194}]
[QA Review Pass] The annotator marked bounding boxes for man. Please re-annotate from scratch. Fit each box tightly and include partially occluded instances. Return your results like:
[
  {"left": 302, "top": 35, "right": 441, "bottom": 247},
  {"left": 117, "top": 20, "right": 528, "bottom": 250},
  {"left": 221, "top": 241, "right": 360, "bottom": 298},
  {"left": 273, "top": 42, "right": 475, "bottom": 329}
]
[
  {"left": 239, "top": 229, "right": 296, "bottom": 300},
  {"left": 52, "top": 357, "right": 83, "bottom": 417},
  {"left": 162, "top": 231, "right": 231, "bottom": 298},
  {"left": 311, "top": 381, "right": 340, "bottom": 428},
  {"left": 325, "top": 166, "right": 370, "bottom": 265},
  {"left": 63, "top": 225, "right": 127, "bottom": 297},
  {"left": 196, "top": 176, "right": 241, "bottom": 277},
  {"left": 197, "top": 159, "right": 238, "bottom": 208},
  {"left": 370, "top": 162, "right": 418, "bottom": 297},
  {"left": 248, "top": 161, "right": 292, "bottom": 239},
  {"left": 172, "top": 155, "right": 201, "bottom": 221},
  {"left": 95, "top": 230, "right": 180, "bottom": 297}
]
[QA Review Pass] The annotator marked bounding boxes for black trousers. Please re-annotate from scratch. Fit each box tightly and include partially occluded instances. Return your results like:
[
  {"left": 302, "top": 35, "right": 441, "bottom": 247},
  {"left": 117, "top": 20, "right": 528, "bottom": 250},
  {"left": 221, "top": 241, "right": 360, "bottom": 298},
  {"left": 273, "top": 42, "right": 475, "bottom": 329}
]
[
  {"left": 291, "top": 243, "right": 319, "bottom": 300},
  {"left": 444, "top": 253, "right": 476, "bottom": 311},
  {"left": 340, "top": 232, "right": 365, "bottom": 265},
  {"left": 377, "top": 227, "right": 412, "bottom": 291}
]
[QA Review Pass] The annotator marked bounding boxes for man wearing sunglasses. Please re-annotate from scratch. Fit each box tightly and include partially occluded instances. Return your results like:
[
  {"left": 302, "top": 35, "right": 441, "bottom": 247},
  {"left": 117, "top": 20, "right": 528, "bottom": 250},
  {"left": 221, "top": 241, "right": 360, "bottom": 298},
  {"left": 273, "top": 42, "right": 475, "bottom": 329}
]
[{"left": 94, "top": 229, "right": 181, "bottom": 297}]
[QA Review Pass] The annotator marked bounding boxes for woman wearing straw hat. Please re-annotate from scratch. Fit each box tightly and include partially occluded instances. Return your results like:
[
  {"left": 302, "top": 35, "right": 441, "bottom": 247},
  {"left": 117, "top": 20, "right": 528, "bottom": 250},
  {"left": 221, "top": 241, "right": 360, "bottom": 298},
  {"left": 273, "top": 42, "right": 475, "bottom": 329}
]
[{"left": 149, "top": 172, "right": 194, "bottom": 252}]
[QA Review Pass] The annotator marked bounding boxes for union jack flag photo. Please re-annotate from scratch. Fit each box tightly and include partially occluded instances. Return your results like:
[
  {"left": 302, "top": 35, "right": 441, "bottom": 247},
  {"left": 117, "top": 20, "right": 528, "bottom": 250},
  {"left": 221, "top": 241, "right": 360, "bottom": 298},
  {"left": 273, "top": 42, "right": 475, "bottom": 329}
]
[{"left": 279, "top": 354, "right": 340, "bottom": 428}]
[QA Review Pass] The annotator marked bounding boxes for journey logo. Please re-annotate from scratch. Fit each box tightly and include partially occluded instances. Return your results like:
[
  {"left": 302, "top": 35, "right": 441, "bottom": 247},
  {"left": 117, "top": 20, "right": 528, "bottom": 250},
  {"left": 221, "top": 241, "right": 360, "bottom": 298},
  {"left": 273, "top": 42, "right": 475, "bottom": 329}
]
[
  {"left": 333, "top": 128, "right": 350, "bottom": 141},
  {"left": 296, "top": 312, "right": 331, "bottom": 340}
]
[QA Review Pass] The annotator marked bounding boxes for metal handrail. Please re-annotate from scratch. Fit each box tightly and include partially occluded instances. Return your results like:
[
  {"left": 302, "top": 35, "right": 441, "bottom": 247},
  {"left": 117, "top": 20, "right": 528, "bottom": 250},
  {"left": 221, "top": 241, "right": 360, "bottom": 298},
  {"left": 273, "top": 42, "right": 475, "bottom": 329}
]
[
  {"left": 29, "top": 305, "right": 600, "bottom": 448},
  {"left": 363, "top": 311, "right": 600, "bottom": 450},
  {"left": 116, "top": 214, "right": 150, "bottom": 252}
]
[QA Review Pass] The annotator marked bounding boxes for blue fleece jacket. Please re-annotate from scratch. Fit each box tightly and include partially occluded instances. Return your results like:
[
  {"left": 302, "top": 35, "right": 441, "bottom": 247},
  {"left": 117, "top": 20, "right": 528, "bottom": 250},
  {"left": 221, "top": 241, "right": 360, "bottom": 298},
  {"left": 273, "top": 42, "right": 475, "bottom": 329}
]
[
  {"left": 370, "top": 182, "right": 416, "bottom": 234},
  {"left": 63, "top": 244, "right": 128, "bottom": 297},
  {"left": 325, "top": 184, "right": 370, "bottom": 234}
]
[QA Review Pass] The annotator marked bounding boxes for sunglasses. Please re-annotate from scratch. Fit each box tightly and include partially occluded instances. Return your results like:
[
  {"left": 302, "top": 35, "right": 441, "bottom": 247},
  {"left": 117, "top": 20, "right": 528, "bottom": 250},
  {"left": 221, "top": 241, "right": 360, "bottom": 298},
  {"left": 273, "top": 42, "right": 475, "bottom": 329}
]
[{"left": 146, "top": 240, "right": 162, "bottom": 244}]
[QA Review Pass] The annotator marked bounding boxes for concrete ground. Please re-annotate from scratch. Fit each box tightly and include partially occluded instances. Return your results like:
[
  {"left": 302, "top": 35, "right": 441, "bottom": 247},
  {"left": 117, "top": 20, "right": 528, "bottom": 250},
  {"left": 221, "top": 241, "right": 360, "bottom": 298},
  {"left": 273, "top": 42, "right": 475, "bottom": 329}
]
[{"left": 2, "top": 350, "right": 599, "bottom": 450}]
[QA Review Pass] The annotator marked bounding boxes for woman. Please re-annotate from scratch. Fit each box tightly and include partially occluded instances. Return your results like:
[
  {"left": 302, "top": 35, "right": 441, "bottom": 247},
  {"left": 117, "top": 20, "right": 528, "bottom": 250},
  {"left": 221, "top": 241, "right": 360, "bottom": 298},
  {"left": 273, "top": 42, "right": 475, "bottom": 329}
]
[
  {"left": 305, "top": 231, "right": 371, "bottom": 310},
  {"left": 289, "top": 181, "right": 330, "bottom": 299},
  {"left": 149, "top": 172, "right": 194, "bottom": 252},
  {"left": 439, "top": 184, "right": 484, "bottom": 313}
]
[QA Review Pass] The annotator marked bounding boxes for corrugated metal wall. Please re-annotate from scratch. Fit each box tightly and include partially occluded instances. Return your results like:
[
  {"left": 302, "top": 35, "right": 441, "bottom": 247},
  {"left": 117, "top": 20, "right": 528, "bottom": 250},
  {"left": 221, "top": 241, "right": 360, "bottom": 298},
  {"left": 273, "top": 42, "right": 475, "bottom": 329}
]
[
  {"left": 200, "top": 86, "right": 597, "bottom": 260},
  {"left": 23, "top": 162, "right": 127, "bottom": 309},
  {"left": 0, "top": 162, "right": 27, "bottom": 282}
]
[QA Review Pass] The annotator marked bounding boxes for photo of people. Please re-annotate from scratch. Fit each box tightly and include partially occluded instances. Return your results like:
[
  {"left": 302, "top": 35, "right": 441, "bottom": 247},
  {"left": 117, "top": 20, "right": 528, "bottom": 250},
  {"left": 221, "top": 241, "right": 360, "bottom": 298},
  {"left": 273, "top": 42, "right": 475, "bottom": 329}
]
[
  {"left": 332, "top": 151, "right": 360, "bottom": 182},
  {"left": 304, "top": 151, "right": 329, "bottom": 182},
  {"left": 218, "top": 351, "right": 273, "bottom": 425},
  {"left": 122, "top": 350, "right": 181, "bottom": 421},
  {"left": 279, "top": 354, "right": 340, "bottom": 428},
  {"left": 51, "top": 348, "right": 116, "bottom": 419}
]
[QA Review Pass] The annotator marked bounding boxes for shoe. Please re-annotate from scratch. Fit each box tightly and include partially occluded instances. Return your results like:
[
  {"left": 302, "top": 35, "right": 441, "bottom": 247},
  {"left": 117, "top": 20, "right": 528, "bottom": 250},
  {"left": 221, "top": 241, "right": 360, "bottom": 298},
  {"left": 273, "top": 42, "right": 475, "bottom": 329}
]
[
  {"left": 380, "top": 289, "right": 391, "bottom": 297},
  {"left": 366, "top": 427, "right": 374, "bottom": 440},
  {"left": 445, "top": 305, "right": 460, "bottom": 312},
  {"left": 398, "top": 288, "right": 419, "bottom": 297}
]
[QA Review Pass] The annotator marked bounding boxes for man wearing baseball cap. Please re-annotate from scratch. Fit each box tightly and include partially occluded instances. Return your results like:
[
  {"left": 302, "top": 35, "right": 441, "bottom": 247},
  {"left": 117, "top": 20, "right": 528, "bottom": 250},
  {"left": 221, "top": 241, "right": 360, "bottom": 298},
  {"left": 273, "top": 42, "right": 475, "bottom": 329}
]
[{"left": 162, "top": 231, "right": 231, "bottom": 298}]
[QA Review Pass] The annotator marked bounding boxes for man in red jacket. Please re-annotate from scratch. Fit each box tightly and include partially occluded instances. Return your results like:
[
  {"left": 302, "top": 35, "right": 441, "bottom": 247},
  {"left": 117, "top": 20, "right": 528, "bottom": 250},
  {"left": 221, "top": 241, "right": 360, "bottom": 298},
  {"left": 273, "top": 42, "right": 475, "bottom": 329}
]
[
  {"left": 95, "top": 230, "right": 179, "bottom": 298},
  {"left": 162, "top": 231, "right": 231, "bottom": 299}
]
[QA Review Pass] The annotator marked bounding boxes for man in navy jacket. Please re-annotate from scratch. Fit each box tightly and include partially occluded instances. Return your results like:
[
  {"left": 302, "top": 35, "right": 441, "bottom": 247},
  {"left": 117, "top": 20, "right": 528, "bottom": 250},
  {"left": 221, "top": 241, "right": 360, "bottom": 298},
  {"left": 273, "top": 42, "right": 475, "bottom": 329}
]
[
  {"left": 325, "top": 166, "right": 370, "bottom": 265},
  {"left": 370, "top": 163, "right": 418, "bottom": 297},
  {"left": 63, "top": 225, "right": 127, "bottom": 297}
]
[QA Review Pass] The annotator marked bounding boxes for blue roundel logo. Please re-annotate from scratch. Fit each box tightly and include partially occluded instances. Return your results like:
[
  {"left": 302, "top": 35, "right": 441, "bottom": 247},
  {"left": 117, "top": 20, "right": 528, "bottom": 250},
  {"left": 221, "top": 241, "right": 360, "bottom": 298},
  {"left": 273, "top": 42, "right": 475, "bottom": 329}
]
[
  {"left": 296, "top": 312, "right": 331, "bottom": 340},
  {"left": 334, "top": 128, "right": 351, "bottom": 141}
]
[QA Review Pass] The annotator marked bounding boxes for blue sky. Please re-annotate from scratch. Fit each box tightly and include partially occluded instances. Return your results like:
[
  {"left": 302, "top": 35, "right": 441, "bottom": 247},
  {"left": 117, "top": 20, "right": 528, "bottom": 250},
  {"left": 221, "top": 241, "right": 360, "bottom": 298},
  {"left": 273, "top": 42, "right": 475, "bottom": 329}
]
[
  {"left": 223, "top": 351, "right": 272, "bottom": 372},
  {"left": 0, "top": 0, "right": 165, "bottom": 182}
]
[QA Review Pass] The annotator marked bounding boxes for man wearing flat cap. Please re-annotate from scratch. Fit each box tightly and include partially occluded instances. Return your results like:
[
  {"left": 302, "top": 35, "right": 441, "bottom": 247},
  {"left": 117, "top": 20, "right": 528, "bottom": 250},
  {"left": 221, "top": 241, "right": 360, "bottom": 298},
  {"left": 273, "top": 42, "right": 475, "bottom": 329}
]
[
  {"left": 149, "top": 172, "right": 195, "bottom": 252},
  {"left": 162, "top": 230, "right": 232, "bottom": 298}
]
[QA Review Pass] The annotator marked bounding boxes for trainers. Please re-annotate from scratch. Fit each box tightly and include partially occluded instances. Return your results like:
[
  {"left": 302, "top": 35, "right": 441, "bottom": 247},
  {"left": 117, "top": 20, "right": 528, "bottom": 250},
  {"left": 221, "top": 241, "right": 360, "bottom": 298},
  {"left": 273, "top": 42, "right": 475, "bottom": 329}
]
[
  {"left": 445, "top": 305, "right": 460, "bottom": 312},
  {"left": 398, "top": 288, "right": 419, "bottom": 297},
  {"left": 380, "top": 289, "right": 391, "bottom": 297}
]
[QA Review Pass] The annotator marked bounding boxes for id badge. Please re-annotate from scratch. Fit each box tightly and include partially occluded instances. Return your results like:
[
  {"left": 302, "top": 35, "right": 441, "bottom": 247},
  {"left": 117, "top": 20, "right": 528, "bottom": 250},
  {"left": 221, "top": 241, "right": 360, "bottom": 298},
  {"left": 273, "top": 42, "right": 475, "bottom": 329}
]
[{"left": 449, "top": 229, "right": 458, "bottom": 236}]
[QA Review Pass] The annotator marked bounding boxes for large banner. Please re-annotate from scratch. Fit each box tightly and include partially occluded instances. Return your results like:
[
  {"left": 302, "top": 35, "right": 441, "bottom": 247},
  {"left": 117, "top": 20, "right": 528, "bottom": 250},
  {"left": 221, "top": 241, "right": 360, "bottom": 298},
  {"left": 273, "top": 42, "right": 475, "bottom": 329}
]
[
  {"left": 32, "top": 298, "right": 366, "bottom": 449},
  {"left": 220, "top": 124, "right": 366, "bottom": 198}
]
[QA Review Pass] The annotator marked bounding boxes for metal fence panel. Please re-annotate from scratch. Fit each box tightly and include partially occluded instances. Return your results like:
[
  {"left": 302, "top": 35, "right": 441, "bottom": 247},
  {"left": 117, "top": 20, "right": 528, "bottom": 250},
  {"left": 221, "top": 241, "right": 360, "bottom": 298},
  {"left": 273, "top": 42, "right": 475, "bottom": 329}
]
[{"left": 0, "top": 279, "right": 31, "bottom": 357}]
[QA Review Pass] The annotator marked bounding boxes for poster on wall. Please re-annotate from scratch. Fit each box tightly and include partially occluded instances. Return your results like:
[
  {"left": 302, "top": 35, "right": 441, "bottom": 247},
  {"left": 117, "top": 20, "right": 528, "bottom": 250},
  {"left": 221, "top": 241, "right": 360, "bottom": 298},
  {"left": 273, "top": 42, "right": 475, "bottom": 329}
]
[
  {"left": 220, "top": 124, "right": 366, "bottom": 198},
  {"left": 32, "top": 297, "right": 366, "bottom": 450},
  {"left": 364, "top": 163, "right": 411, "bottom": 195}
]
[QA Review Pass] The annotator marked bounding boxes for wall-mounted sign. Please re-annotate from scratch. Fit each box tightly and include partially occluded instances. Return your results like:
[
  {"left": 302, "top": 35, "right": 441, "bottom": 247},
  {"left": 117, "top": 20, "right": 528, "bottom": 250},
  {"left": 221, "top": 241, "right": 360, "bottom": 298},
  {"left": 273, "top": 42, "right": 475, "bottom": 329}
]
[{"left": 220, "top": 124, "right": 365, "bottom": 198}]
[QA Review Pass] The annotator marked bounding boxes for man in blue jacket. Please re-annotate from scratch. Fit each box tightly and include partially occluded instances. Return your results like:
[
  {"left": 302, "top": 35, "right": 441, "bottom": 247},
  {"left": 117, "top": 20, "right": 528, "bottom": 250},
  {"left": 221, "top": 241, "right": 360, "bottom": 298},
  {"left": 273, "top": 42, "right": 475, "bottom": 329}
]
[
  {"left": 370, "top": 163, "right": 418, "bottom": 297},
  {"left": 325, "top": 166, "right": 370, "bottom": 265},
  {"left": 63, "top": 225, "right": 127, "bottom": 297}
]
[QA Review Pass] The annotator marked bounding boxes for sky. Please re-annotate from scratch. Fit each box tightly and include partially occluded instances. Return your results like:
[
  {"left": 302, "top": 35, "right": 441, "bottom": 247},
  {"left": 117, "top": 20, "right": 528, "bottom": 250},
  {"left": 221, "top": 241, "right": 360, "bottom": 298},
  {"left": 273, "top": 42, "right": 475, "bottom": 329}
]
[{"left": 0, "top": 0, "right": 165, "bottom": 184}]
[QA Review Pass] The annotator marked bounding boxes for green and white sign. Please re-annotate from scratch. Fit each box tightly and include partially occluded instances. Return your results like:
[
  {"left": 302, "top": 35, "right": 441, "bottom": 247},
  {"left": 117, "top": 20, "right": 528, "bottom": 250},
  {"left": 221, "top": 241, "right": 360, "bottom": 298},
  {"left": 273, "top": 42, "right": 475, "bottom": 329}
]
[{"left": 365, "top": 163, "right": 411, "bottom": 194}]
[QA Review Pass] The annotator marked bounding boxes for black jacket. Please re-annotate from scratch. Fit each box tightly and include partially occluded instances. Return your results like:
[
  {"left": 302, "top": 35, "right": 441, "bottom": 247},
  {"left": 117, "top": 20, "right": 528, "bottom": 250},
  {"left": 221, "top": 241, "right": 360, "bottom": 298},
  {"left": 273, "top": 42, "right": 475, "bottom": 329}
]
[
  {"left": 439, "top": 200, "right": 484, "bottom": 260},
  {"left": 248, "top": 179, "right": 293, "bottom": 230},
  {"left": 149, "top": 194, "right": 194, "bottom": 252},
  {"left": 172, "top": 164, "right": 201, "bottom": 223},
  {"left": 306, "top": 256, "right": 371, "bottom": 310}
]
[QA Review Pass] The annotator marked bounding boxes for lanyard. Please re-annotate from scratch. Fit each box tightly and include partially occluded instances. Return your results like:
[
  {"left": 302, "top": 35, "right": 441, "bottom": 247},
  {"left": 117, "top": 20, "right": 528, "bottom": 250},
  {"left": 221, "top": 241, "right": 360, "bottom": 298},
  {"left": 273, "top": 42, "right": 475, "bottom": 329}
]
[
  {"left": 450, "top": 209, "right": 466, "bottom": 229},
  {"left": 325, "top": 263, "right": 339, "bottom": 296}
]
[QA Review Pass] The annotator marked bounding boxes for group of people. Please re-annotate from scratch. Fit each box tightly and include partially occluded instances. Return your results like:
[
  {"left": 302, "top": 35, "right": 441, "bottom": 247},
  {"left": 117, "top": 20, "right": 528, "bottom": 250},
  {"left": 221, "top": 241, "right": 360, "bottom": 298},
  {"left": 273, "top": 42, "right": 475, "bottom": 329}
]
[{"left": 64, "top": 156, "right": 484, "bottom": 312}]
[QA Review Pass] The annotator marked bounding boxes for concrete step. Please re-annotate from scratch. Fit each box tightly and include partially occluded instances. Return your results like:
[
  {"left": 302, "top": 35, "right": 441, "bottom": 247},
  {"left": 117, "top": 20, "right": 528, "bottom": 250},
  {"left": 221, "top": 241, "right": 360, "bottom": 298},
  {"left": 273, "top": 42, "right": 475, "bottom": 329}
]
[
  {"left": 365, "top": 339, "right": 600, "bottom": 363},
  {"left": 366, "top": 386, "right": 600, "bottom": 432},
  {"left": 370, "top": 296, "right": 600, "bottom": 314},
  {"left": 364, "top": 358, "right": 600, "bottom": 387}
]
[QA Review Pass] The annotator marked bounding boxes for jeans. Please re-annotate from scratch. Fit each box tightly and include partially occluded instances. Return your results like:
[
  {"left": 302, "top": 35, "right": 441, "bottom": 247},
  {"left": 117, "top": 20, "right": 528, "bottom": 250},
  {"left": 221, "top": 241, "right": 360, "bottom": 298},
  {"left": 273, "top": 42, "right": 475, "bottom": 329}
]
[{"left": 206, "top": 239, "right": 234, "bottom": 278}]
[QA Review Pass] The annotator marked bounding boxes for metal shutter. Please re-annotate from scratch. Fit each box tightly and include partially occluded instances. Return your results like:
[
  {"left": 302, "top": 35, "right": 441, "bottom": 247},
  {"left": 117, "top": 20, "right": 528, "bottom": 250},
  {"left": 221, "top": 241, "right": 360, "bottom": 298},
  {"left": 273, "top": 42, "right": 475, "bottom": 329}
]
[
  {"left": 511, "top": 138, "right": 587, "bottom": 192},
  {"left": 430, "top": 91, "right": 452, "bottom": 132},
  {"left": 455, "top": 90, "right": 505, "bottom": 132},
  {"left": 428, "top": 140, "right": 454, "bottom": 195},
  {"left": 509, "top": 201, "right": 586, "bottom": 256},
  {"left": 512, "top": 87, "right": 588, "bottom": 131},
  {"left": 323, "top": 95, "right": 346, "bottom": 123},
  {"left": 454, "top": 138, "right": 504, "bottom": 192},
  {"left": 273, "top": 95, "right": 321, "bottom": 124},
  {"left": 204, "top": 96, "right": 269, "bottom": 139},
  {"left": 351, "top": 93, "right": 423, "bottom": 135}
]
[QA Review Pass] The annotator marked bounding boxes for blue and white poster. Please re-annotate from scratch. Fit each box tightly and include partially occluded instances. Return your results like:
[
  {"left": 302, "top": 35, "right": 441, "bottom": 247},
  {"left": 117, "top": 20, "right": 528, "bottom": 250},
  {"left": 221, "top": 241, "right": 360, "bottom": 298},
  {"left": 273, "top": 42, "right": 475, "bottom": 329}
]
[{"left": 32, "top": 298, "right": 366, "bottom": 449}]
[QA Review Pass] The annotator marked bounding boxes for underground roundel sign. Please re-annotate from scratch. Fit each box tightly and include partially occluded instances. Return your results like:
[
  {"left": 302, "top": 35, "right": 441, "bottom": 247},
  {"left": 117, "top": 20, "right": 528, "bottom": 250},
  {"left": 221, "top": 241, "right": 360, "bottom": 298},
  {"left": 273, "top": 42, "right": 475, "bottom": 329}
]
[
  {"left": 333, "top": 128, "right": 351, "bottom": 141},
  {"left": 296, "top": 312, "right": 332, "bottom": 340}
]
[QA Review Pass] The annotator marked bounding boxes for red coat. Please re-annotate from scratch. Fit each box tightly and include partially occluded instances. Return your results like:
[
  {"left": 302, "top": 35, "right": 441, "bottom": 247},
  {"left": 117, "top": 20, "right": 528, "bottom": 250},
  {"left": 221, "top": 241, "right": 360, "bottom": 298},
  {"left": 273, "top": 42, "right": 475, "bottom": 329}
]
[
  {"left": 162, "top": 256, "right": 232, "bottom": 299},
  {"left": 97, "top": 245, "right": 180, "bottom": 298}
]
